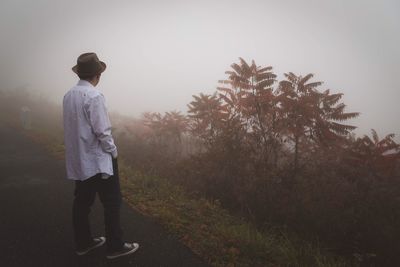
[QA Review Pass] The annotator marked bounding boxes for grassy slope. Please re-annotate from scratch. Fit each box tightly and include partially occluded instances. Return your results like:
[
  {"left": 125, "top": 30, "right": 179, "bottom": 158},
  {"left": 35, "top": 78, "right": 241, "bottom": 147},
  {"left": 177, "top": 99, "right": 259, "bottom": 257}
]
[{"left": 119, "top": 164, "right": 352, "bottom": 267}]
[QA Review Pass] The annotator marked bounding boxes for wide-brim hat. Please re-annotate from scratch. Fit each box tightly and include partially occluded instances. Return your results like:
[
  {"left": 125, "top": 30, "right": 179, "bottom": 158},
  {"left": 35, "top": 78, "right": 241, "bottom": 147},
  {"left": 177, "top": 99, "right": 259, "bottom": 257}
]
[{"left": 72, "top": 52, "right": 106, "bottom": 76}]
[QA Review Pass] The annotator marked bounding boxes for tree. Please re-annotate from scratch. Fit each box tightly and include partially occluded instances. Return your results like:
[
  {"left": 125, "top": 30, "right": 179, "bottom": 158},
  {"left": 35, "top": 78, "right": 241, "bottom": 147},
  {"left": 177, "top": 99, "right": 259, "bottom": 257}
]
[
  {"left": 142, "top": 111, "right": 188, "bottom": 157},
  {"left": 351, "top": 129, "right": 400, "bottom": 176},
  {"left": 187, "top": 93, "right": 226, "bottom": 147},
  {"left": 278, "top": 72, "right": 359, "bottom": 175},
  {"left": 217, "top": 58, "right": 279, "bottom": 167}
]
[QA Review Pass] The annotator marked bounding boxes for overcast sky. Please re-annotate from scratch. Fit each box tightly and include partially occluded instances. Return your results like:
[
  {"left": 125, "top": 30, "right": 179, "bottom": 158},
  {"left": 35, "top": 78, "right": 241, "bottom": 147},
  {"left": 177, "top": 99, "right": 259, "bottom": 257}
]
[{"left": 0, "top": 0, "right": 399, "bottom": 139}]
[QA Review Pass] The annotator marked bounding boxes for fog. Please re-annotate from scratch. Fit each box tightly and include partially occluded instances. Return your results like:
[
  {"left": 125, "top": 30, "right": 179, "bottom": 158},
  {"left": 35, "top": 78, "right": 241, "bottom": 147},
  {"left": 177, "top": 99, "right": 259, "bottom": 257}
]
[{"left": 1, "top": 0, "right": 399, "bottom": 139}]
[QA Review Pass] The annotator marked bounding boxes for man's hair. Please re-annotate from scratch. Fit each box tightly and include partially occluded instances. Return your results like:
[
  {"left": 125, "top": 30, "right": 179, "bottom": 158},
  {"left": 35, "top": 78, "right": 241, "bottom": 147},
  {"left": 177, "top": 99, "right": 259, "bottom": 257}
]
[{"left": 78, "top": 73, "right": 98, "bottom": 81}]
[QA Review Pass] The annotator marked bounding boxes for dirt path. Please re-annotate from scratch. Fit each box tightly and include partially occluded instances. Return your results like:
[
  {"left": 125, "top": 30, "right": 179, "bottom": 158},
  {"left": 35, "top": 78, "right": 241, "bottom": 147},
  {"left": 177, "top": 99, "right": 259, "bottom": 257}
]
[{"left": 0, "top": 124, "right": 209, "bottom": 267}]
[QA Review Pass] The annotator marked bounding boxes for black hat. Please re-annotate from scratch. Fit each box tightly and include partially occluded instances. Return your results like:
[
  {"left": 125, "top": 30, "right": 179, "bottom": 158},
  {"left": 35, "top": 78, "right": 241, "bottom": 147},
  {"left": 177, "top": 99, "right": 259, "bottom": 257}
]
[{"left": 72, "top": 52, "right": 106, "bottom": 76}]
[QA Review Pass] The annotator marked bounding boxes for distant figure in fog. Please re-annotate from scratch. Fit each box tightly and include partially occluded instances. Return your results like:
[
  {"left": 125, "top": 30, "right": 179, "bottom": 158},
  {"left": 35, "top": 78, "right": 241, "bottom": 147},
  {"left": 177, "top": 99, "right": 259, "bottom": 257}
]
[
  {"left": 63, "top": 52, "right": 139, "bottom": 259},
  {"left": 20, "top": 106, "right": 31, "bottom": 130}
]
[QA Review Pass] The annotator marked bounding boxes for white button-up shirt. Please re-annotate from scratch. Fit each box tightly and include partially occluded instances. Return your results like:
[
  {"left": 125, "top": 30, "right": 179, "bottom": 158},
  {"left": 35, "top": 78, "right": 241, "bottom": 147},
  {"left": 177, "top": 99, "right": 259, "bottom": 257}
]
[{"left": 63, "top": 80, "right": 117, "bottom": 181}]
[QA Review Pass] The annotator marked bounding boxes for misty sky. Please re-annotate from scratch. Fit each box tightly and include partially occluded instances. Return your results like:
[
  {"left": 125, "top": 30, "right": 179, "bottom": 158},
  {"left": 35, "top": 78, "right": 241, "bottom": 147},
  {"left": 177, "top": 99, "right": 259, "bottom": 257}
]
[{"left": 0, "top": 0, "right": 399, "bottom": 139}]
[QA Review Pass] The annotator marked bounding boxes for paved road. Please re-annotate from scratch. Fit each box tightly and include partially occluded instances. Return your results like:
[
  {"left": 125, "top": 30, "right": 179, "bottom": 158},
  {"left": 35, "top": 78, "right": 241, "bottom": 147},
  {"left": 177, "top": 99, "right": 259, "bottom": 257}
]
[{"left": 0, "top": 124, "right": 209, "bottom": 267}]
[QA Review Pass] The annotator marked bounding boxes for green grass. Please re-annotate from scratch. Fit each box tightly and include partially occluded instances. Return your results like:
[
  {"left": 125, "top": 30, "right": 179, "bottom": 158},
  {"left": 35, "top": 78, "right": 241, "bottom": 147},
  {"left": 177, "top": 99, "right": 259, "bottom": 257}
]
[{"left": 119, "top": 162, "right": 354, "bottom": 267}]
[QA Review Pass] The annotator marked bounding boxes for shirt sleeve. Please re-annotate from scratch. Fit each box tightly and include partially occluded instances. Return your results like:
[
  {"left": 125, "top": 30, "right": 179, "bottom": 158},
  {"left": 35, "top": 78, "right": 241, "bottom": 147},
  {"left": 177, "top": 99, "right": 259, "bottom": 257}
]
[{"left": 86, "top": 94, "right": 118, "bottom": 158}]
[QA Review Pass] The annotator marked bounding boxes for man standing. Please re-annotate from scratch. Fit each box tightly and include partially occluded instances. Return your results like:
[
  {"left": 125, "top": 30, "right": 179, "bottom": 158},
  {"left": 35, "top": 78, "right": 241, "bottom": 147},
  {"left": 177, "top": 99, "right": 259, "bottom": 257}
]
[{"left": 63, "top": 52, "right": 139, "bottom": 259}]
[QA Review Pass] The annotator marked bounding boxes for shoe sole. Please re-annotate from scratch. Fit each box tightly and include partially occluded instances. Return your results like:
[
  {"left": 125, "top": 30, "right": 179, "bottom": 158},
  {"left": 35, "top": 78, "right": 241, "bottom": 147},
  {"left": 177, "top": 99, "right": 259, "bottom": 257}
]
[
  {"left": 76, "top": 237, "right": 106, "bottom": 256},
  {"left": 106, "top": 243, "right": 140, "bottom": 259}
]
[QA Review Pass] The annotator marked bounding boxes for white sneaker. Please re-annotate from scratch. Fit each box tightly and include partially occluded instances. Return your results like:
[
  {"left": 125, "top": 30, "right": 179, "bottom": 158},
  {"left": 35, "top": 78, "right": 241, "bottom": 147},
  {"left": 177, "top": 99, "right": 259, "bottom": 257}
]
[
  {"left": 76, "top": 236, "right": 106, "bottom": 256},
  {"left": 106, "top": 242, "right": 140, "bottom": 259}
]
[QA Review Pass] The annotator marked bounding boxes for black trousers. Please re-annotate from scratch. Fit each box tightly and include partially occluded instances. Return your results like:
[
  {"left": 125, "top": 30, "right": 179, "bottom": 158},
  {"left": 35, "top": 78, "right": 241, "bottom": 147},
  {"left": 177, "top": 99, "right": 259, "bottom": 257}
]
[{"left": 73, "top": 158, "right": 124, "bottom": 252}]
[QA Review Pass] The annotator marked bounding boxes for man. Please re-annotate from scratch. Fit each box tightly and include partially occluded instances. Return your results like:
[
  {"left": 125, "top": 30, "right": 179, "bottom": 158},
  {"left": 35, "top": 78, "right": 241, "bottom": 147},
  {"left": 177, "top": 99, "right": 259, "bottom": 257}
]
[{"left": 63, "top": 52, "right": 139, "bottom": 259}]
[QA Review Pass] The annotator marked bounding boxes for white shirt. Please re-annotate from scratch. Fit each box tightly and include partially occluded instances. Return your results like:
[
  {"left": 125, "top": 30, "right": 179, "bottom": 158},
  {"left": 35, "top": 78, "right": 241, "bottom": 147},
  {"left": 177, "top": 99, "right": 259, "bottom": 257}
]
[{"left": 63, "top": 80, "right": 117, "bottom": 181}]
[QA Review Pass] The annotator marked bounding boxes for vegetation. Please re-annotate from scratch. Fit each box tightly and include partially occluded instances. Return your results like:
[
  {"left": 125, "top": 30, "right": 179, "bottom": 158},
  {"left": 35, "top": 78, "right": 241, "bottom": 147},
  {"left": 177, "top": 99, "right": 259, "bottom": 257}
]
[
  {"left": 120, "top": 59, "right": 400, "bottom": 266},
  {"left": 1, "top": 58, "right": 399, "bottom": 266}
]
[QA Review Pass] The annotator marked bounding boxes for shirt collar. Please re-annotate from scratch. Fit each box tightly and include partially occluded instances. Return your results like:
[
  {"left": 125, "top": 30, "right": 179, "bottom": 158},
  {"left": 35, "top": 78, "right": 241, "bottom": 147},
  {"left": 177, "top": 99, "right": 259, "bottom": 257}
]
[{"left": 77, "top": 80, "right": 94, "bottom": 87}]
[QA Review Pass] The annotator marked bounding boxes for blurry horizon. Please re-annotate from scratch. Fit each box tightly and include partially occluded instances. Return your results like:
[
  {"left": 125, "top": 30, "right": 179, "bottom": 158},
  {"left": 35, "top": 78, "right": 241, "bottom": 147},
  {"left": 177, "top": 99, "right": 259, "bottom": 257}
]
[{"left": 0, "top": 0, "right": 399, "bottom": 140}]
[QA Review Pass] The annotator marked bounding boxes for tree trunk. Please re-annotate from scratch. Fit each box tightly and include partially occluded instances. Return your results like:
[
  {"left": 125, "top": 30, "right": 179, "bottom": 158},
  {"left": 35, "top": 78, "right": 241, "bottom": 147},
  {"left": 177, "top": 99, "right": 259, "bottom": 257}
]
[{"left": 294, "top": 134, "right": 299, "bottom": 177}]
